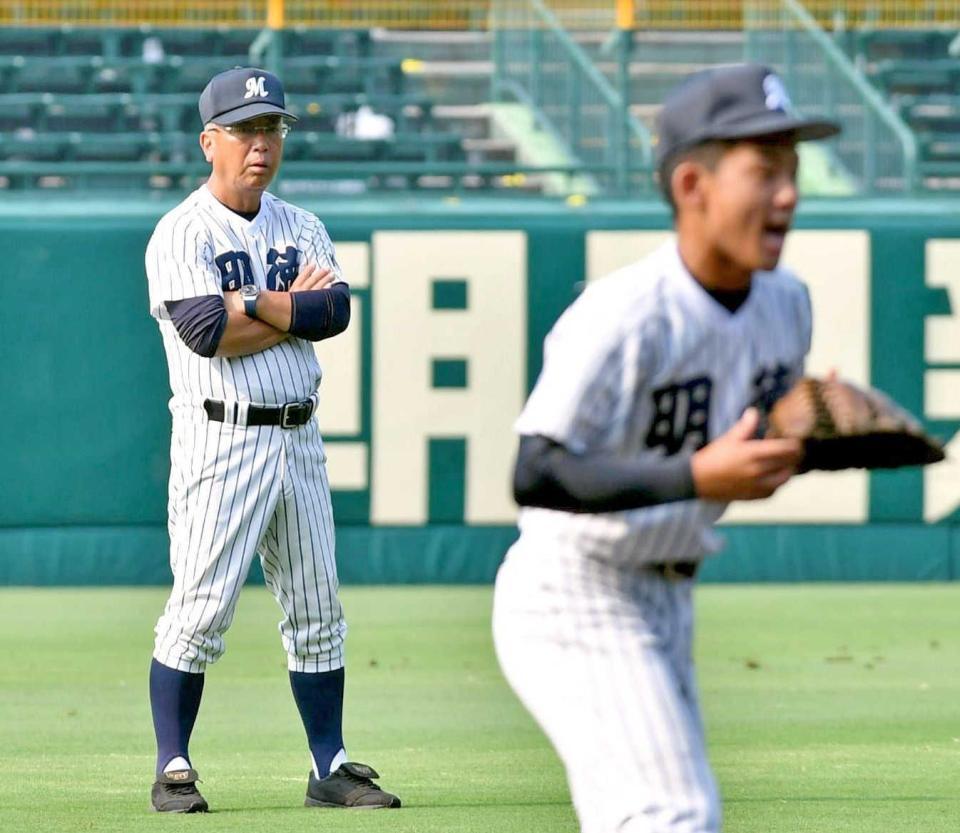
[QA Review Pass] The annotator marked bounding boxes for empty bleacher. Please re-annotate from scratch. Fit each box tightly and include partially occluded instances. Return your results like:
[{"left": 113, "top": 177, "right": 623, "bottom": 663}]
[
  {"left": 851, "top": 28, "right": 960, "bottom": 188},
  {"left": 0, "top": 24, "right": 505, "bottom": 193},
  {"left": 5, "top": 12, "right": 960, "bottom": 197}
]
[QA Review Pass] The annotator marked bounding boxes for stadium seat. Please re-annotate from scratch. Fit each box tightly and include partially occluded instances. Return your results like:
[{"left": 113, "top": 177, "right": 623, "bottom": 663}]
[
  {"left": 213, "top": 27, "right": 260, "bottom": 57},
  {"left": 897, "top": 95, "right": 960, "bottom": 134},
  {"left": 872, "top": 59, "right": 960, "bottom": 96},
  {"left": 133, "top": 27, "right": 221, "bottom": 58},
  {"left": 138, "top": 94, "right": 200, "bottom": 132},
  {"left": 129, "top": 26, "right": 258, "bottom": 59},
  {"left": 282, "top": 56, "right": 405, "bottom": 96},
  {"left": 919, "top": 160, "right": 960, "bottom": 180},
  {"left": 283, "top": 130, "right": 461, "bottom": 163},
  {"left": 0, "top": 24, "right": 482, "bottom": 193},
  {"left": 70, "top": 132, "right": 153, "bottom": 162},
  {"left": 59, "top": 26, "right": 123, "bottom": 58},
  {"left": 920, "top": 132, "right": 960, "bottom": 162},
  {"left": 0, "top": 95, "right": 41, "bottom": 131},
  {"left": 281, "top": 27, "right": 372, "bottom": 60},
  {"left": 165, "top": 57, "right": 249, "bottom": 94},
  {"left": 159, "top": 132, "right": 206, "bottom": 163},
  {"left": 2, "top": 56, "right": 96, "bottom": 94},
  {"left": 287, "top": 93, "right": 433, "bottom": 132},
  {"left": 855, "top": 29, "right": 954, "bottom": 63},
  {"left": 284, "top": 132, "right": 384, "bottom": 162},
  {"left": 0, "top": 132, "right": 69, "bottom": 162},
  {"left": 44, "top": 96, "right": 131, "bottom": 131},
  {"left": 0, "top": 27, "right": 59, "bottom": 56}
]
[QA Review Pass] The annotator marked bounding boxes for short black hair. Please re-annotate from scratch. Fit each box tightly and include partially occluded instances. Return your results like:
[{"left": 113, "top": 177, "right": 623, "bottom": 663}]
[{"left": 657, "top": 140, "right": 734, "bottom": 214}]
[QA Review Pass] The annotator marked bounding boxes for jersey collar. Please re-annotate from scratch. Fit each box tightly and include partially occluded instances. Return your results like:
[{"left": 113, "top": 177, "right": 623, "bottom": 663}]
[
  {"left": 200, "top": 184, "right": 268, "bottom": 234},
  {"left": 663, "top": 240, "right": 757, "bottom": 328}
]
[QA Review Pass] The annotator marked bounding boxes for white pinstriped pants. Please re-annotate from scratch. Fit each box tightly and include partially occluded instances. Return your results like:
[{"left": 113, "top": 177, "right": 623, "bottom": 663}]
[
  {"left": 493, "top": 541, "right": 720, "bottom": 833},
  {"left": 154, "top": 410, "right": 345, "bottom": 674}
]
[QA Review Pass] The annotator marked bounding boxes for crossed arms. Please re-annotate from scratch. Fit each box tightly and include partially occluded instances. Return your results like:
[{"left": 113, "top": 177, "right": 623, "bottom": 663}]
[{"left": 165, "top": 264, "right": 349, "bottom": 358}]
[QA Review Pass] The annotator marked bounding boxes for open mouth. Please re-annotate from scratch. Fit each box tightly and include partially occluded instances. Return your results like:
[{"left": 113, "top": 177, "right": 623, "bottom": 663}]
[{"left": 762, "top": 221, "right": 789, "bottom": 250}]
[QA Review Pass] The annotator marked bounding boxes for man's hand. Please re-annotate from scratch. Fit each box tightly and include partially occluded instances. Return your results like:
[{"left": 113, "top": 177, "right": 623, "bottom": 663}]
[
  {"left": 290, "top": 263, "right": 336, "bottom": 292},
  {"left": 216, "top": 288, "right": 288, "bottom": 358},
  {"left": 691, "top": 408, "right": 803, "bottom": 501},
  {"left": 218, "top": 265, "right": 337, "bottom": 353},
  {"left": 223, "top": 290, "right": 244, "bottom": 315}
]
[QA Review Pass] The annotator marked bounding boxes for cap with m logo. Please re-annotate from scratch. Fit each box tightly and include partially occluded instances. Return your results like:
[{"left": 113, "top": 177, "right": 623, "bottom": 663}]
[{"left": 198, "top": 66, "right": 298, "bottom": 126}]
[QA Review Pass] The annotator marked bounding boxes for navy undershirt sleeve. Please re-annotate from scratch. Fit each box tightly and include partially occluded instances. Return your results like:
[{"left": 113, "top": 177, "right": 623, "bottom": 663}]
[
  {"left": 289, "top": 282, "right": 351, "bottom": 341},
  {"left": 513, "top": 434, "right": 697, "bottom": 513},
  {"left": 165, "top": 295, "right": 228, "bottom": 358}
]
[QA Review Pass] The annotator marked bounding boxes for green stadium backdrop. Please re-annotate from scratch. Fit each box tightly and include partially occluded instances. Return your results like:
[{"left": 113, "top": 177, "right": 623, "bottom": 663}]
[{"left": 2, "top": 197, "right": 959, "bottom": 584}]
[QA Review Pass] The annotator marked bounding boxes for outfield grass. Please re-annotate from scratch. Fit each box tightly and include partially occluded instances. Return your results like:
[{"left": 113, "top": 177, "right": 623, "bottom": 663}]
[{"left": 1, "top": 584, "right": 958, "bottom": 832}]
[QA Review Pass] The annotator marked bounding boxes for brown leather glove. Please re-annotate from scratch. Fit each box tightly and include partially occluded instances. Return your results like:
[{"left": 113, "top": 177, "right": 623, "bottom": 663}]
[{"left": 766, "top": 376, "right": 945, "bottom": 472}]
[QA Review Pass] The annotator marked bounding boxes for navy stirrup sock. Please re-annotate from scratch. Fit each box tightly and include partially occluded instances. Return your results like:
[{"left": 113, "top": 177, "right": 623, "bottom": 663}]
[
  {"left": 289, "top": 667, "right": 345, "bottom": 778},
  {"left": 149, "top": 658, "right": 205, "bottom": 774}
]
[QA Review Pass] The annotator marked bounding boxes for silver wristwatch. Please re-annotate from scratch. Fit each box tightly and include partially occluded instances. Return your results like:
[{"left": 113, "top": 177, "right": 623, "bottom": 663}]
[{"left": 239, "top": 283, "right": 260, "bottom": 319}]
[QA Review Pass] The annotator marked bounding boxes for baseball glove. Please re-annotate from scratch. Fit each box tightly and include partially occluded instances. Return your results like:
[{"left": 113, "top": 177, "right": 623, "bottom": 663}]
[{"left": 765, "top": 376, "right": 945, "bottom": 472}]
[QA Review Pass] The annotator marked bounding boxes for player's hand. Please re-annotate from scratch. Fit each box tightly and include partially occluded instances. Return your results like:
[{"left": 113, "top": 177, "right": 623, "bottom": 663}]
[
  {"left": 223, "top": 290, "right": 244, "bottom": 315},
  {"left": 290, "top": 263, "right": 335, "bottom": 292},
  {"left": 691, "top": 407, "right": 803, "bottom": 501}
]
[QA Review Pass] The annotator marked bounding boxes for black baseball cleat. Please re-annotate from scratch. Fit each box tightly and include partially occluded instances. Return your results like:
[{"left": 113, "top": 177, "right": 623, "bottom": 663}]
[
  {"left": 304, "top": 762, "right": 401, "bottom": 809},
  {"left": 150, "top": 768, "right": 209, "bottom": 813}
]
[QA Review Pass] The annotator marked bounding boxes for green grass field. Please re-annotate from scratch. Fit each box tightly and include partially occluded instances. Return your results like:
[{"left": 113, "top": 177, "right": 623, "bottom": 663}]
[{"left": 2, "top": 584, "right": 959, "bottom": 832}]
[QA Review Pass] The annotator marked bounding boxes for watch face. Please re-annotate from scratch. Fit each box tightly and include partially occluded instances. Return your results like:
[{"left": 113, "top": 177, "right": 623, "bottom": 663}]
[{"left": 240, "top": 284, "right": 259, "bottom": 297}]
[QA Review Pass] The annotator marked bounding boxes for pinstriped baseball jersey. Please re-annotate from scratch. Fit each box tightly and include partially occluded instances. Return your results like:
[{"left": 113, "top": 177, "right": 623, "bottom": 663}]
[
  {"left": 146, "top": 185, "right": 346, "bottom": 675},
  {"left": 146, "top": 184, "right": 343, "bottom": 408},
  {"left": 494, "top": 238, "right": 813, "bottom": 833},
  {"left": 512, "top": 239, "right": 812, "bottom": 567},
  {"left": 153, "top": 412, "right": 344, "bottom": 674},
  {"left": 493, "top": 542, "right": 719, "bottom": 833}
]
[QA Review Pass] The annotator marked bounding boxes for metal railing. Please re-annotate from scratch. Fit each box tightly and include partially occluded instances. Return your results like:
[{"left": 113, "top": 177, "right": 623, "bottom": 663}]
[
  {"left": 0, "top": 1, "right": 513, "bottom": 29},
  {"left": 0, "top": 0, "right": 615, "bottom": 29},
  {"left": 773, "top": 0, "right": 960, "bottom": 28},
  {"left": 627, "top": 1, "right": 960, "bottom": 31},
  {"left": 5, "top": 1, "right": 960, "bottom": 30},
  {"left": 0, "top": 159, "right": 646, "bottom": 196},
  {"left": 745, "top": 0, "right": 919, "bottom": 193},
  {"left": 491, "top": 0, "right": 653, "bottom": 195},
  {"left": 1, "top": 1, "right": 270, "bottom": 27}
]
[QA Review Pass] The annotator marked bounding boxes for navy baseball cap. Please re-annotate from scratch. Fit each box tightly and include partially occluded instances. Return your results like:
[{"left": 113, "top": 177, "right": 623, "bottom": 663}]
[
  {"left": 198, "top": 67, "right": 297, "bottom": 126},
  {"left": 655, "top": 63, "right": 840, "bottom": 168}
]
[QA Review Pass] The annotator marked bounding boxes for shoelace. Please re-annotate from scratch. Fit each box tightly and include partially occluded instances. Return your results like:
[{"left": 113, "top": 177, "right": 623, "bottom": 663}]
[
  {"left": 166, "top": 782, "right": 200, "bottom": 796},
  {"left": 340, "top": 770, "right": 381, "bottom": 791}
]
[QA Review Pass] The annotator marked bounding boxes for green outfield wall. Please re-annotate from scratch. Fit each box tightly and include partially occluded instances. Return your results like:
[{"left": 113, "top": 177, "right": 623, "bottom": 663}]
[{"left": 1, "top": 196, "right": 958, "bottom": 585}]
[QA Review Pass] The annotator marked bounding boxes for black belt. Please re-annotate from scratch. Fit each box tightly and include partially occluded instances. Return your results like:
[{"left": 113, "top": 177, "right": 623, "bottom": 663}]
[
  {"left": 650, "top": 560, "right": 700, "bottom": 580},
  {"left": 203, "top": 398, "right": 315, "bottom": 428}
]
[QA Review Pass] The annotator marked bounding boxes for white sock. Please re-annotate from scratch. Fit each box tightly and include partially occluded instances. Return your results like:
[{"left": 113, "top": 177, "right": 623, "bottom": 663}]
[
  {"left": 313, "top": 747, "right": 347, "bottom": 779},
  {"left": 163, "top": 756, "right": 191, "bottom": 774}
]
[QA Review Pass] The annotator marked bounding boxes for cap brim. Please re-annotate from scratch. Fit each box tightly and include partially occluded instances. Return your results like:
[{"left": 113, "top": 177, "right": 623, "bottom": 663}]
[
  {"left": 706, "top": 112, "right": 840, "bottom": 143},
  {"left": 212, "top": 101, "right": 298, "bottom": 125}
]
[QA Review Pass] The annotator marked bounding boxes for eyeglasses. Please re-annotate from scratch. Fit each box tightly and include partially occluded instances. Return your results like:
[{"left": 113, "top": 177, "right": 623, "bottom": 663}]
[{"left": 214, "top": 120, "right": 291, "bottom": 139}]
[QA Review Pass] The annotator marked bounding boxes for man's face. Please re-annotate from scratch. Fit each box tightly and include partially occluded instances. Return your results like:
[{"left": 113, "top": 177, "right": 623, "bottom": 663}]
[
  {"left": 201, "top": 114, "right": 289, "bottom": 193},
  {"left": 699, "top": 139, "right": 800, "bottom": 273}
]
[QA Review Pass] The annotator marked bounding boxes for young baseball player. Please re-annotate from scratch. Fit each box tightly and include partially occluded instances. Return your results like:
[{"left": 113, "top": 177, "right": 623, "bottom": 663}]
[
  {"left": 144, "top": 68, "right": 399, "bottom": 813},
  {"left": 492, "top": 64, "right": 840, "bottom": 833}
]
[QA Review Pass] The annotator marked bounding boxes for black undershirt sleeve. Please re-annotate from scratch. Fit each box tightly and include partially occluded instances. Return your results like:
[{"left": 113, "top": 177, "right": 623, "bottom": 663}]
[
  {"left": 513, "top": 434, "right": 697, "bottom": 513},
  {"left": 165, "top": 295, "right": 228, "bottom": 358},
  {"left": 288, "top": 282, "right": 351, "bottom": 341}
]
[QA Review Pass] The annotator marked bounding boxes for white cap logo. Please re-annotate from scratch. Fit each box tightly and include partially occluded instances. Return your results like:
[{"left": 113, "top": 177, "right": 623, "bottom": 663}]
[
  {"left": 762, "top": 74, "right": 791, "bottom": 112},
  {"left": 244, "top": 76, "right": 268, "bottom": 99}
]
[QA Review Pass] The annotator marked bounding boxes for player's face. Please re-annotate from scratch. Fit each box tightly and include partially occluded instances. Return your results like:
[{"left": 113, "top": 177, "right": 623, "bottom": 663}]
[
  {"left": 702, "top": 140, "right": 799, "bottom": 272},
  {"left": 203, "top": 115, "right": 289, "bottom": 192}
]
